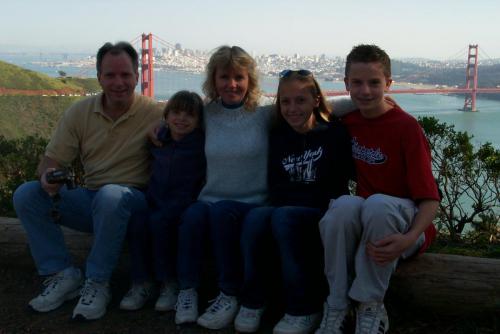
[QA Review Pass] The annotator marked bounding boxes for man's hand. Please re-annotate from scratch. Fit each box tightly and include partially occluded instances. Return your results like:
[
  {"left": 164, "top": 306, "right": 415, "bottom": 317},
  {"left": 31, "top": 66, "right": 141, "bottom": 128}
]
[
  {"left": 366, "top": 233, "right": 414, "bottom": 266},
  {"left": 40, "top": 168, "right": 62, "bottom": 196},
  {"left": 148, "top": 119, "right": 164, "bottom": 147}
]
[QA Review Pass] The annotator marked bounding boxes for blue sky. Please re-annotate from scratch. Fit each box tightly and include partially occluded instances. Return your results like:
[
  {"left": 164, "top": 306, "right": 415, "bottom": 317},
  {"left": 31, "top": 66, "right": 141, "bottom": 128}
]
[{"left": 1, "top": 0, "right": 499, "bottom": 60}]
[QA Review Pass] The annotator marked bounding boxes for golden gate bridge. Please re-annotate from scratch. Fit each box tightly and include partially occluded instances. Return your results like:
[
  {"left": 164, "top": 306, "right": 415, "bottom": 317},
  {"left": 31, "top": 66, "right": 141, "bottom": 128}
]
[{"left": 134, "top": 33, "right": 500, "bottom": 112}]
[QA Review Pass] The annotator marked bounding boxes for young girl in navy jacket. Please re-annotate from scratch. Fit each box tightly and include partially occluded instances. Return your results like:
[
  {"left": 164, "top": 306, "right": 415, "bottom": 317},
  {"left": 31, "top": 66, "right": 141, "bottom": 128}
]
[{"left": 119, "top": 91, "right": 206, "bottom": 312}]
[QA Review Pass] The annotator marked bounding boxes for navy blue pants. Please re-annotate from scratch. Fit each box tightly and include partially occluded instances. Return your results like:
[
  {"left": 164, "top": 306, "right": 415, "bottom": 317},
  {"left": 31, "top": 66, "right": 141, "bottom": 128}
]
[
  {"left": 177, "top": 200, "right": 258, "bottom": 295},
  {"left": 240, "top": 206, "right": 326, "bottom": 315},
  {"left": 127, "top": 208, "right": 180, "bottom": 283}
]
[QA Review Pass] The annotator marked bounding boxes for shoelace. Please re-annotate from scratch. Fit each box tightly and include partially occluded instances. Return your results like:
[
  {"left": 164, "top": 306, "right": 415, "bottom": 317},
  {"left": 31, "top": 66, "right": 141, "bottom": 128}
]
[
  {"left": 358, "top": 306, "right": 385, "bottom": 334},
  {"left": 40, "top": 274, "right": 64, "bottom": 296},
  {"left": 80, "top": 280, "right": 101, "bottom": 305},
  {"left": 319, "top": 307, "right": 346, "bottom": 331},
  {"left": 176, "top": 290, "right": 195, "bottom": 310},
  {"left": 205, "top": 294, "right": 231, "bottom": 314}
]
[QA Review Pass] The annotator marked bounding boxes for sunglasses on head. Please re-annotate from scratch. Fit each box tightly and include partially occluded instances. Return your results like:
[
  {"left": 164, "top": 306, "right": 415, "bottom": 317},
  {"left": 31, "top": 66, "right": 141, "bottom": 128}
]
[{"left": 279, "top": 69, "right": 313, "bottom": 78}]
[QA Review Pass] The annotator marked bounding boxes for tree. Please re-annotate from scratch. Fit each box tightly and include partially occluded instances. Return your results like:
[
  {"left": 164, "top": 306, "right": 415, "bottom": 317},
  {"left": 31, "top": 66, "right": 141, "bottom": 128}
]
[
  {"left": 0, "top": 136, "right": 84, "bottom": 217},
  {"left": 419, "top": 116, "right": 500, "bottom": 241}
]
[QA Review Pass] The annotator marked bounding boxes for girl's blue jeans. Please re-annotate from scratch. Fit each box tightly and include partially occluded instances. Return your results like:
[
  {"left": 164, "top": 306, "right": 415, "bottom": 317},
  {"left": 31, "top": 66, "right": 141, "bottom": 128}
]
[{"left": 241, "top": 206, "right": 327, "bottom": 315}]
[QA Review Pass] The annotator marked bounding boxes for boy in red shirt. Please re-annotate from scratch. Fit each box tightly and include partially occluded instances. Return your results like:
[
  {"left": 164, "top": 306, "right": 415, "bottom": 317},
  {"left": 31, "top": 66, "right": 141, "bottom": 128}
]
[{"left": 316, "top": 44, "right": 440, "bottom": 334}]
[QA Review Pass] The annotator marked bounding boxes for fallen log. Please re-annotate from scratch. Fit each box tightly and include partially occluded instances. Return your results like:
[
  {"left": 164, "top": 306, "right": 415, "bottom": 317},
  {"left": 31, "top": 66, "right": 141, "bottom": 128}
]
[{"left": 1, "top": 217, "right": 499, "bottom": 315}]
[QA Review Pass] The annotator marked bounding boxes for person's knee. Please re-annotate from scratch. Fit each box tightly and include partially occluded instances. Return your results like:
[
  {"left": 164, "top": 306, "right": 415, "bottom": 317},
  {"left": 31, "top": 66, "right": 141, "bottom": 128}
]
[
  {"left": 93, "top": 184, "right": 140, "bottom": 213},
  {"left": 209, "top": 200, "right": 240, "bottom": 223},
  {"left": 241, "top": 207, "right": 272, "bottom": 246},
  {"left": 270, "top": 207, "right": 296, "bottom": 238},
  {"left": 319, "top": 196, "right": 363, "bottom": 236},
  {"left": 360, "top": 194, "right": 393, "bottom": 225},
  {"left": 179, "top": 201, "right": 209, "bottom": 229},
  {"left": 13, "top": 181, "right": 44, "bottom": 213}
]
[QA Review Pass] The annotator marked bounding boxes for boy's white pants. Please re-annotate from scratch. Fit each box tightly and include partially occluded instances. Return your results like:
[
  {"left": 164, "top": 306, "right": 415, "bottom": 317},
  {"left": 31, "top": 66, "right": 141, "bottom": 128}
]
[{"left": 318, "top": 194, "right": 425, "bottom": 309}]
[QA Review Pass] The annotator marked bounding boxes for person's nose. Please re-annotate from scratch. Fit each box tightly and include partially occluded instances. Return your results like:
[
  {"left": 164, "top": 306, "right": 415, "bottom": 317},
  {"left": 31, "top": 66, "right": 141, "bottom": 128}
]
[{"left": 228, "top": 78, "right": 237, "bottom": 88}]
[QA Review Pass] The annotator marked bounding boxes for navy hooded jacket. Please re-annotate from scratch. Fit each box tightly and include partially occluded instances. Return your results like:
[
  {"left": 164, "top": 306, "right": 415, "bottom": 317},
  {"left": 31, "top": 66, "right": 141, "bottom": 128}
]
[{"left": 146, "top": 126, "right": 206, "bottom": 223}]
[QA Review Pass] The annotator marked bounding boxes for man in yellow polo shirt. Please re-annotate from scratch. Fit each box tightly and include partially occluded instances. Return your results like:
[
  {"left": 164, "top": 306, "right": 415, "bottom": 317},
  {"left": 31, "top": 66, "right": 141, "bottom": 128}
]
[{"left": 13, "top": 41, "right": 162, "bottom": 321}]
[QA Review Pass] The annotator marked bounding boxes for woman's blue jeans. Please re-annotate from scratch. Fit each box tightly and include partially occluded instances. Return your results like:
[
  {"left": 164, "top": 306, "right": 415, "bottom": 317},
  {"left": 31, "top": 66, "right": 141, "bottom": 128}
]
[
  {"left": 13, "top": 181, "right": 147, "bottom": 281},
  {"left": 177, "top": 200, "right": 257, "bottom": 295}
]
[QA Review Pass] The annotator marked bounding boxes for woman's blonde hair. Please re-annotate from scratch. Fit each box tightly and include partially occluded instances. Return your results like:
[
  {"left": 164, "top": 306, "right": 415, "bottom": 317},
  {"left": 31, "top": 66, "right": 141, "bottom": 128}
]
[
  {"left": 275, "top": 71, "right": 331, "bottom": 125},
  {"left": 202, "top": 45, "right": 261, "bottom": 111}
]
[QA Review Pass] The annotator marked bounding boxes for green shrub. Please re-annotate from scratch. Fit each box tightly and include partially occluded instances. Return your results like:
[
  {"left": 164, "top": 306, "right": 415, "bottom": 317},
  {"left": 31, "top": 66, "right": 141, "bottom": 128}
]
[{"left": 419, "top": 116, "right": 500, "bottom": 242}]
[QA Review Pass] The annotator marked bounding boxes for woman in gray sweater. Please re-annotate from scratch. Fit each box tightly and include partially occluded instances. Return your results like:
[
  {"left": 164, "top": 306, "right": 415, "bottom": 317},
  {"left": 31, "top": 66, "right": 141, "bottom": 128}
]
[{"left": 174, "top": 45, "right": 274, "bottom": 329}]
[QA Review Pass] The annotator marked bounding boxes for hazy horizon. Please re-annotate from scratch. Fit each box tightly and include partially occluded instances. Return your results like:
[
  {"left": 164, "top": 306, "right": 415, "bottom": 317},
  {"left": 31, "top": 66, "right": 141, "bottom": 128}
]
[{"left": 1, "top": 0, "right": 499, "bottom": 60}]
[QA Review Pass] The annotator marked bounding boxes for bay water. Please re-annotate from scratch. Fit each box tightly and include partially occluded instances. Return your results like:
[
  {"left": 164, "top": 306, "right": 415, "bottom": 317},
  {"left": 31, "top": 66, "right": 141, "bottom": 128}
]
[{"left": 4, "top": 58, "right": 499, "bottom": 148}]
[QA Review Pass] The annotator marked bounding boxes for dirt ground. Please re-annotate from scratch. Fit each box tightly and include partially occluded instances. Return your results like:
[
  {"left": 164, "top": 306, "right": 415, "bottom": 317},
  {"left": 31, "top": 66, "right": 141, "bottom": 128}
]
[{"left": 0, "top": 248, "right": 498, "bottom": 334}]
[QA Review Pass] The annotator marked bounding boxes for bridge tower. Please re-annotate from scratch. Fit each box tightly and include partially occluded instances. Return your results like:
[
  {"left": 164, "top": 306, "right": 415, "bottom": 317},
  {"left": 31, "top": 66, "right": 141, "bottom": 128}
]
[
  {"left": 463, "top": 44, "right": 478, "bottom": 112},
  {"left": 141, "top": 33, "right": 154, "bottom": 98}
]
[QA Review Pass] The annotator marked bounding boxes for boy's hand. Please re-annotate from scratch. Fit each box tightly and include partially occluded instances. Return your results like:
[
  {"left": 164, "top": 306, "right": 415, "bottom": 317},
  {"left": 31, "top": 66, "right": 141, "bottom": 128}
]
[{"left": 366, "top": 233, "right": 414, "bottom": 266}]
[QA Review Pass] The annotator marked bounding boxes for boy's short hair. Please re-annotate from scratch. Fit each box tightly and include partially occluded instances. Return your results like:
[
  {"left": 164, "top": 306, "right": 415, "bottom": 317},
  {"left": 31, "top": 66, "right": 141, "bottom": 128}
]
[
  {"left": 164, "top": 90, "right": 204, "bottom": 124},
  {"left": 345, "top": 44, "right": 391, "bottom": 78},
  {"left": 96, "top": 42, "right": 138, "bottom": 75}
]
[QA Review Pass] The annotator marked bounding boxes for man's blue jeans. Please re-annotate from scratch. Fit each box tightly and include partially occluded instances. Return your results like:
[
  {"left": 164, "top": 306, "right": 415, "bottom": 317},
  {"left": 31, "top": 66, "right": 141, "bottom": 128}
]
[
  {"left": 13, "top": 181, "right": 147, "bottom": 281},
  {"left": 241, "top": 206, "right": 326, "bottom": 315}
]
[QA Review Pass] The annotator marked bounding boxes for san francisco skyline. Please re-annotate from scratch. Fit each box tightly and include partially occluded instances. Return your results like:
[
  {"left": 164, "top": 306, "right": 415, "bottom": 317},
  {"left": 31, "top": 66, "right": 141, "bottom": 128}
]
[{"left": 1, "top": 0, "right": 499, "bottom": 60}]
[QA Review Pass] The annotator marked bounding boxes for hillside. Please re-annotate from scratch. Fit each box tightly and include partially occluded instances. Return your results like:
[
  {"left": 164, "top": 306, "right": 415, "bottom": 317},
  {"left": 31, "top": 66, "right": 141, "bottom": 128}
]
[
  {"left": 393, "top": 61, "right": 500, "bottom": 88},
  {"left": 0, "top": 60, "right": 100, "bottom": 94},
  {"left": 0, "top": 96, "right": 83, "bottom": 138},
  {"left": 0, "top": 61, "right": 102, "bottom": 139}
]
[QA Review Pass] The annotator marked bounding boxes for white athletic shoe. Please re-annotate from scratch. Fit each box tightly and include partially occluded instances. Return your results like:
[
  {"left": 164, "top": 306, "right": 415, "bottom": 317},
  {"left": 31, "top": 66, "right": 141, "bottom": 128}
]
[
  {"left": 155, "top": 281, "right": 178, "bottom": 311},
  {"left": 273, "top": 313, "right": 321, "bottom": 334},
  {"left": 315, "top": 302, "right": 349, "bottom": 334},
  {"left": 234, "top": 305, "right": 265, "bottom": 333},
  {"left": 196, "top": 291, "right": 238, "bottom": 330},
  {"left": 72, "top": 278, "right": 111, "bottom": 320},
  {"left": 119, "top": 281, "right": 153, "bottom": 311},
  {"left": 174, "top": 288, "right": 198, "bottom": 324},
  {"left": 355, "top": 302, "right": 389, "bottom": 334},
  {"left": 29, "top": 267, "right": 83, "bottom": 313}
]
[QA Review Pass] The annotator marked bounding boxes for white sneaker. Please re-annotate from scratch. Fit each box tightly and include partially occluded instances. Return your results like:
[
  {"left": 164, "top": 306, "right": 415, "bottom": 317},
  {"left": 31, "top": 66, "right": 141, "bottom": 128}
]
[
  {"left": 273, "top": 313, "right": 322, "bottom": 334},
  {"left": 175, "top": 288, "right": 198, "bottom": 324},
  {"left": 315, "top": 303, "right": 349, "bottom": 334},
  {"left": 29, "top": 267, "right": 83, "bottom": 312},
  {"left": 234, "top": 305, "right": 265, "bottom": 333},
  {"left": 119, "top": 281, "right": 153, "bottom": 311},
  {"left": 72, "top": 279, "right": 111, "bottom": 320},
  {"left": 155, "top": 281, "right": 178, "bottom": 311},
  {"left": 355, "top": 302, "right": 389, "bottom": 334},
  {"left": 196, "top": 291, "right": 238, "bottom": 330}
]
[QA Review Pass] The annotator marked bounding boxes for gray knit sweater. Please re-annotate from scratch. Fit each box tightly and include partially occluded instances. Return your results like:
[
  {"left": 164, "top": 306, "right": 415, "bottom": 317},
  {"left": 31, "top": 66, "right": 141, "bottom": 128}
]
[{"left": 198, "top": 101, "right": 274, "bottom": 204}]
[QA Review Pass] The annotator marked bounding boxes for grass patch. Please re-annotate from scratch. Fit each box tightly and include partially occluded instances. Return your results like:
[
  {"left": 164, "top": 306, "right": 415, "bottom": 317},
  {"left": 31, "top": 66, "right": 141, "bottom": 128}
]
[{"left": 428, "top": 236, "right": 500, "bottom": 258}]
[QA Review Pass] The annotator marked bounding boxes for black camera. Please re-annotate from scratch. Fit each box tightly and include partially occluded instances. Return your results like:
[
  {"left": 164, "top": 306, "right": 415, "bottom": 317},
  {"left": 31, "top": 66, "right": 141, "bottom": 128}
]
[{"left": 46, "top": 169, "right": 76, "bottom": 190}]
